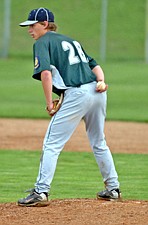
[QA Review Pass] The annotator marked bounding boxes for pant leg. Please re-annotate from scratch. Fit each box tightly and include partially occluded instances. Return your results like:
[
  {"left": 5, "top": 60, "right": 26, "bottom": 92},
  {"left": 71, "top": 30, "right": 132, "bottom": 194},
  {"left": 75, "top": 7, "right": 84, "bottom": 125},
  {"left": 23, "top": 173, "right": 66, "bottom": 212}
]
[
  {"left": 35, "top": 87, "right": 91, "bottom": 193},
  {"left": 83, "top": 89, "right": 119, "bottom": 191}
]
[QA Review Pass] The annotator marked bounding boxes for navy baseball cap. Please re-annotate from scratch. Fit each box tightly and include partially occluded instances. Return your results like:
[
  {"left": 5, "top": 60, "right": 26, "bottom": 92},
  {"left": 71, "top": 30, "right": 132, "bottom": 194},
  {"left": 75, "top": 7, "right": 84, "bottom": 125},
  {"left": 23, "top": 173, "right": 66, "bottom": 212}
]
[{"left": 19, "top": 7, "right": 54, "bottom": 27}]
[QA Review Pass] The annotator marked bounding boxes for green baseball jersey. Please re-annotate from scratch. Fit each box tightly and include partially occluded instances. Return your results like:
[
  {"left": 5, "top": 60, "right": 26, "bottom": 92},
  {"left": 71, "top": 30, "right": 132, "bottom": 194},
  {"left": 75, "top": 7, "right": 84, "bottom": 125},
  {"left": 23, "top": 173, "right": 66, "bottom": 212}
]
[{"left": 32, "top": 31, "right": 98, "bottom": 92}]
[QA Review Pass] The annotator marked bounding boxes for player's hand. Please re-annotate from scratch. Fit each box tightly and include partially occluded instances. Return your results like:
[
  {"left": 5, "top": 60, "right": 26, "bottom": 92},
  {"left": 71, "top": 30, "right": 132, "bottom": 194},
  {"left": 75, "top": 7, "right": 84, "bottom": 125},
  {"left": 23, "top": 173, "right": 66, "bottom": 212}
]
[
  {"left": 96, "top": 81, "right": 108, "bottom": 93},
  {"left": 46, "top": 102, "right": 54, "bottom": 116},
  {"left": 45, "top": 93, "right": 64, "bottom": 117},
  {"left": 96, "top": 84, "right": 108, "bottom": 93}
]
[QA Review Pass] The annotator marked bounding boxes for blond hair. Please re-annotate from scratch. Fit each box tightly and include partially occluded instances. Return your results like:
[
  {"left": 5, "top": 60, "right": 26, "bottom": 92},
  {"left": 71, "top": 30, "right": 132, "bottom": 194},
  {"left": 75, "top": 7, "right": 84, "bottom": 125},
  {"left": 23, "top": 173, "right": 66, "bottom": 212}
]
[
  {"left": 47, "top": 22, "right": 57, "bottom": 31},
  {"left": 39, "top": 22, "right": 57, "bottom": 31}
]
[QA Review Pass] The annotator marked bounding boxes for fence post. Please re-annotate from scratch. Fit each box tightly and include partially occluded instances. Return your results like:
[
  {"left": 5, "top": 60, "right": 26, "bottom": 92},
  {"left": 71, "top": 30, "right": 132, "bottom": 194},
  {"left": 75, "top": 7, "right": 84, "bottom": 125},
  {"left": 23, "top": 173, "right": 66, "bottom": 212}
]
[
  {"left": 0, "top": 0, "right": 11, "bottom": 58},
  {"left": 100, "top": 0, "right": 108, "bottom": 62},
  {"left": 145, "top": 0, "right": 148, "bottom": 63}
]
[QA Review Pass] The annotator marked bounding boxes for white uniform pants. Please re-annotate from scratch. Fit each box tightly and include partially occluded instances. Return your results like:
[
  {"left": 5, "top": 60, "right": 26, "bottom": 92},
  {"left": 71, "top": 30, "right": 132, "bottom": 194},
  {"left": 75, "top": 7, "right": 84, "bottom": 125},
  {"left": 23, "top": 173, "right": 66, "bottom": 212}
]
[{"left": 35, "top": 82, "right": 119, "bottom": 193}]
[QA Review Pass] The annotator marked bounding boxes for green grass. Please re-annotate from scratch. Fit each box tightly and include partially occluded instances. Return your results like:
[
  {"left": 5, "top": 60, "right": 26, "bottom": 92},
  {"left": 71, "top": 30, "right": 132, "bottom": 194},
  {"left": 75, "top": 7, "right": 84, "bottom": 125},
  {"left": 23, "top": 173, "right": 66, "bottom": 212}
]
[
  {"left": 0, "top": 0, "right": 147, "bottom": 121},
  {"left": 107, "top": 0, "right": 145, "bottom": 61},
  {"left": 0, "top": 150, "right": 147, "bottom": 203},
  {"left": 0, "top": 0, "right": 145, "bottom": 61},
  {"left": 0, "top": 59, "right": 147, "bottom": 121},
  {"left": 0, "top": 0, "right": 147, "bottom": 205},
  {"left": 104, "top": 62, "right": 148, "bottom": 122}
]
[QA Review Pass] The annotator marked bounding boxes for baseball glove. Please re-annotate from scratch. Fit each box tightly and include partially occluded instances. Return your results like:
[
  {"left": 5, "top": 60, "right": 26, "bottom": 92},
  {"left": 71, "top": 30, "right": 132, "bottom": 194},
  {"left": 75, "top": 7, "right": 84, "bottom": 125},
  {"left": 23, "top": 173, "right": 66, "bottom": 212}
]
[{"left": 46, "top": 93, "right": 64, "bottom": 116}]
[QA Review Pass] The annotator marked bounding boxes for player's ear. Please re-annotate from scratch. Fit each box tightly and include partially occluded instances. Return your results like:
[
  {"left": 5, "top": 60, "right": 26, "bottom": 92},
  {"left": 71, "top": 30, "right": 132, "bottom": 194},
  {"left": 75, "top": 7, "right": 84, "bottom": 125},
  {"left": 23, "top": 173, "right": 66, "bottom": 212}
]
[{"left": 43, "top": 21, "right": 49, "bottom": 29}]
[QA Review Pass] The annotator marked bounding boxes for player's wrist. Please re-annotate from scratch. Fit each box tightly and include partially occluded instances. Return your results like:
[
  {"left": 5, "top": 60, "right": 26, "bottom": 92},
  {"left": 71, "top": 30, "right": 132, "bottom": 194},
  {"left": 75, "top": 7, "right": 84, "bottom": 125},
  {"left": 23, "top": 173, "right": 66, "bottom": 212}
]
[{"left": 46, "top": 103, "right": 53, "bottom": 112}]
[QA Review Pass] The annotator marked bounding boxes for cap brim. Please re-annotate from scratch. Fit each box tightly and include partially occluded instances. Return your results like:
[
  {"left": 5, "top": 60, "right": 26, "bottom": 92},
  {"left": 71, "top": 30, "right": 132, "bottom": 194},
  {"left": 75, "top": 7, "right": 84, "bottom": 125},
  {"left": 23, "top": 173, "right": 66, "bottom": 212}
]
[{"left": 19, "top": 20, "right": 38, "bottom": 27}]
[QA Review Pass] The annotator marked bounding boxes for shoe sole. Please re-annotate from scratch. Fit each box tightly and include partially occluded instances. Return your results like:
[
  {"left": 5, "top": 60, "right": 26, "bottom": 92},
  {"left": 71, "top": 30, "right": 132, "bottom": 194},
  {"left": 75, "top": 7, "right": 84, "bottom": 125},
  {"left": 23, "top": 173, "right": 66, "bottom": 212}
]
[
  {"left": 97, "top": 197, "right": 122, "bottom": 202},
  {"left": 17, "top": 201, "right": 50, "bottom": 207},
  {"left": 97, "top": 195, "right": 122, "bottom": 202}
]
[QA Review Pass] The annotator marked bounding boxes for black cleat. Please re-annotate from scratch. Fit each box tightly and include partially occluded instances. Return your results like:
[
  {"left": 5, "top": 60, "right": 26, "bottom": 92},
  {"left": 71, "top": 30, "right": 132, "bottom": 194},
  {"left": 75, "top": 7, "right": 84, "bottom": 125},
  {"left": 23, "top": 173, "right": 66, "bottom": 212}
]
[
  {"left": 97, "top": 188, "right": 121, "bottom": 201},
  {"left": 18, "top": 189, "right": 49, "bottom": 207}
]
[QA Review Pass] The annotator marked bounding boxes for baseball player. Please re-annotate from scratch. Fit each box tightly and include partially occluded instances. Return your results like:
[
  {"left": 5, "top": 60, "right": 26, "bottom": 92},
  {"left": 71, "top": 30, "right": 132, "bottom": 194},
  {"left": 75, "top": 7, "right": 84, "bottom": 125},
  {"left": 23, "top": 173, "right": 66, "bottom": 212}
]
[{"left": 18, "top": 7, "right": 121, "bottom": 206}]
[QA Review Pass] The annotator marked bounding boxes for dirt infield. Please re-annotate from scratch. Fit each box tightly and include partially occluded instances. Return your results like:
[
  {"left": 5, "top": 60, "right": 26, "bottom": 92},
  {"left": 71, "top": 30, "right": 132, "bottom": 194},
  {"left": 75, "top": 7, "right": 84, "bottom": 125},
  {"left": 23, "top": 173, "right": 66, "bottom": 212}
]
[
  {"left": 0, "top": 118, "right": 148, "bottom": 153},
  {"left": 0, "top": 118, "right": 148, "bottom": 225},
  {"left": 0, "top": 200, "right": 148, "bottom": 225}
]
